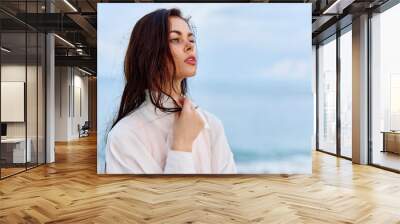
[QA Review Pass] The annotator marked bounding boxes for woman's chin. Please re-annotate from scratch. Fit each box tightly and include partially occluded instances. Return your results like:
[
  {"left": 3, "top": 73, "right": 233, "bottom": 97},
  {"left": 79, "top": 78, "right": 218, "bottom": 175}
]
[{"left": 181, "top": 71, "right": 197, "bottom": 78}]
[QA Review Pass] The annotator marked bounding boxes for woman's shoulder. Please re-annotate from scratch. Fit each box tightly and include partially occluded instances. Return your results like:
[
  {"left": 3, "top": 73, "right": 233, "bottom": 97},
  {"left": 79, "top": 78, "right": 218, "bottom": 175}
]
[{"left": 107, "top": 109, "right": 147, "bottom": 140}]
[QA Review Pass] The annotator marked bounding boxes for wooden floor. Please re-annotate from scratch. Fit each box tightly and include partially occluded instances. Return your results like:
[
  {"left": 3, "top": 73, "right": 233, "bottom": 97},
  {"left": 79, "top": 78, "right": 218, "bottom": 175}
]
[
  {"left": 1, "top": 135, "right": 400, "bottom": 223},
  {"left": 1, "top": 167, "right": 26, "bottom": 178},
  {"left": 1, "top": 163, "right": 45, "bottom": 178}
]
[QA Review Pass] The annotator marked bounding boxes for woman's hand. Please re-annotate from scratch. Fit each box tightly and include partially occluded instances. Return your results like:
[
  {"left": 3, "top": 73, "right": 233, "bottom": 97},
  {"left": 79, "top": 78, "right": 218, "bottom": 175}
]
[{"left": 171, "top": 97, "right": 205, "bottom": 152}]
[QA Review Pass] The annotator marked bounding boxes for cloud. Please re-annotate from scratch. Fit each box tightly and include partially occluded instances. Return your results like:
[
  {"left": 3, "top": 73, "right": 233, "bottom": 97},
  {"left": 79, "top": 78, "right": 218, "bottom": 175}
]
[{"left": 261, "top": 59, "right": 311, "bottom": 81}]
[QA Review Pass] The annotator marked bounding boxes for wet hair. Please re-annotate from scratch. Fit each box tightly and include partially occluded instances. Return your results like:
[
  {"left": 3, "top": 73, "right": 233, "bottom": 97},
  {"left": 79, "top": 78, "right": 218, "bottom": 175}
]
[{"left": 112, "top": 8, "right": 194, "bottom": 128}]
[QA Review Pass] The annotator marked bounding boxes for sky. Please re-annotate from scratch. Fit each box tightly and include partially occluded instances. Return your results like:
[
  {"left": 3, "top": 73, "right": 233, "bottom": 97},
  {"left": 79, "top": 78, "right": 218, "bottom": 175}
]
[
  {"left": 97, "top": 3, "right": 313, "bottom": 174},
  {"left": 98, "top": 4, "right": 311, "bottom": 82}
]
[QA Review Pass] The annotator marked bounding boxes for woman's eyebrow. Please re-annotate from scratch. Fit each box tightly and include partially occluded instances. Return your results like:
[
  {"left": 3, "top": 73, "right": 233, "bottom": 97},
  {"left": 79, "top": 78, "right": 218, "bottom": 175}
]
[
  {"left": 170, "top": 30, "right": 194, "bottom": 37},
  {"left": 170, "top": 30, "right": 181, "bottom": 35}
]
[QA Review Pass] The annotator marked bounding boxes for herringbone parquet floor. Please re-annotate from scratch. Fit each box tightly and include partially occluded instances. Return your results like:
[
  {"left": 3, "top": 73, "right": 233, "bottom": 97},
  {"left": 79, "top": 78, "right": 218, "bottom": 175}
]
[{"left": 1, "top": 134, "right": 400, "bottom": 223}]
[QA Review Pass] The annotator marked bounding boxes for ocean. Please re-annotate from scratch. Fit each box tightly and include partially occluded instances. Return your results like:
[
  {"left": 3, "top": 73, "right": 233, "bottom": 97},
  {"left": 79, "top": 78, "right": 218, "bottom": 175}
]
[{"left": 97, "top": 76, "right": 313, "bottom": 174}]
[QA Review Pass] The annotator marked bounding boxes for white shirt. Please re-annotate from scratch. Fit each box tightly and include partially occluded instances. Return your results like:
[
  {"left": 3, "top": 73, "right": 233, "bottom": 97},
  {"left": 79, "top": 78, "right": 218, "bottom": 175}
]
[{"left": 105, "top": 92, "right": 237, "bottom": 174}]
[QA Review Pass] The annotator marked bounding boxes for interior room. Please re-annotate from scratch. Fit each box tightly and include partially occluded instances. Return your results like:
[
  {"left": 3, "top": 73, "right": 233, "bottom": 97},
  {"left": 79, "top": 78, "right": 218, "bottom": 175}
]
[{"left": 0, "top": 0, "right": 399, "bottom": 223}]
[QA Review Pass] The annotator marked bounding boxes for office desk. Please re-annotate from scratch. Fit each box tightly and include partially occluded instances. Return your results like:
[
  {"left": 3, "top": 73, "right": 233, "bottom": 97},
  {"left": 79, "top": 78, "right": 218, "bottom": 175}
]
[
  {"left": 381, "top": 131, "right": 400, "bottom": 154},
  {"left": 1, "top": 138, "right": 31, "bottom": 163}
]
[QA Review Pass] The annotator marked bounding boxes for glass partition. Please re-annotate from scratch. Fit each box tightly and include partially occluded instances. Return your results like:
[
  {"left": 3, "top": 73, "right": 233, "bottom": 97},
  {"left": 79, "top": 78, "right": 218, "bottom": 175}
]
[
  {"left": 1, "top": 30, "right": 28, "bottom": 177},
  {"left": 0, "top": 0, "right": 46, "bottom": 179}
]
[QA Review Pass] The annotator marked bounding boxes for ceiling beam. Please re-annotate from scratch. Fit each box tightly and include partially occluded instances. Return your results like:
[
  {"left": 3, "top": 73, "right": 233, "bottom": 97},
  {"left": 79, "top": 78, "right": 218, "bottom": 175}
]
[{"left": 55, "top": 55, "right": 96, "bottom": 72}]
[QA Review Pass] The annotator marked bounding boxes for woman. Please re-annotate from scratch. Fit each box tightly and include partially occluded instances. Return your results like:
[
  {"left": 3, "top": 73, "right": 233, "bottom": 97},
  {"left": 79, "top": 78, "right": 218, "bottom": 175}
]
[{"left": 105, "top": 8, "right": 236, "bottom": 174}]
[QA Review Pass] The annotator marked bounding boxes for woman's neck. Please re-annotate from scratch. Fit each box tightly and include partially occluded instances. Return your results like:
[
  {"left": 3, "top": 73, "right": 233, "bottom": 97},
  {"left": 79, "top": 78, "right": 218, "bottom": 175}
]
[{"left": 164, "top": 79, "right": 183, "bottom": 106}]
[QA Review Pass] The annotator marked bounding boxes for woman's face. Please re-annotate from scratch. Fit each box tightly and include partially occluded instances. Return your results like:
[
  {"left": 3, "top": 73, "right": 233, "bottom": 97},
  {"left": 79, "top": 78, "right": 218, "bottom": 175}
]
[{"left": 168, "top": 16, "right": 197, "bottom": 79}]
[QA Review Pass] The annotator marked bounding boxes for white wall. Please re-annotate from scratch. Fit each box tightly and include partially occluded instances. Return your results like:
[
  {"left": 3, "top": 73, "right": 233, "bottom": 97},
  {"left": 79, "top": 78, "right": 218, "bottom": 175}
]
[
  {"left": 1, "top": 65, "right": 26, "bottom": 137},
  {"left": 55, "top": 66, "right": 69, "bottom": 141},
  {"left": 55, "top": 66, "right": 89, "bottom": 141},
  {"left": 1, "top": 82, "right": 25, "bottom": 122},
  {"left": 72, "top": 73, "right": 89, "bottom": 138}
]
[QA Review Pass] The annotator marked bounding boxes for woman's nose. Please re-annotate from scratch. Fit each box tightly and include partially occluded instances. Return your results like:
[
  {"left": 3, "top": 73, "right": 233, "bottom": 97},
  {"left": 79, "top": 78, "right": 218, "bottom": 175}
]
[{"left": 184, "top": 40, "right": 194, "bottom": 52}]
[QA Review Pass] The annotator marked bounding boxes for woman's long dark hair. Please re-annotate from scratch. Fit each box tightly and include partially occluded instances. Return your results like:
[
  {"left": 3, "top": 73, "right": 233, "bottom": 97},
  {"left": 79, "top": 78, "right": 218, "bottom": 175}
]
[{"left": 112, "top": 8, "right": 193, "bottom": 128}]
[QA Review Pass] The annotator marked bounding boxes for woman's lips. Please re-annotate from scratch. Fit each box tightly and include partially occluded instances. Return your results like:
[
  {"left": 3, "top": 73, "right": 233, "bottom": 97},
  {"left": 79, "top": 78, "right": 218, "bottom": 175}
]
[{"left": 184, "top": 56, "right": 196, "bottom": 65}]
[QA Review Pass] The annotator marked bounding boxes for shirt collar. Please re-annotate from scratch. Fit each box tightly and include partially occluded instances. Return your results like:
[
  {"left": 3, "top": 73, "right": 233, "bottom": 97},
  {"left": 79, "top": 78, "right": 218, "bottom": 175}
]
[{"left": 141, "top": 90, "right": 210, "bottom": 129}]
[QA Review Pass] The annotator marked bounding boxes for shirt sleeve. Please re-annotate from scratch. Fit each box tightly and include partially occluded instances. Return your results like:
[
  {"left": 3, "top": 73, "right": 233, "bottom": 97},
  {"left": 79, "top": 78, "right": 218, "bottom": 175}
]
[
  {"left": 211, "top": 119, "right": 237, "bottom": 174},
  {"left": 163, "top": 149, "right": 196, "bottom": 174},
  {"left": 105, "top": 128, "right": 196, "bottom": 174},
  {"left": 163, "top": 130, "right": 196, "bottom": 174}
]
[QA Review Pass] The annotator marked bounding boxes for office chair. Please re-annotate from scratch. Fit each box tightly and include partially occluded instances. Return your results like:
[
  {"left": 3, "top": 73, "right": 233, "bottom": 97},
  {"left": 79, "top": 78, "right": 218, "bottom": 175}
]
[{"left": 78, "top": 121, "right": 90, "bottom": 138}]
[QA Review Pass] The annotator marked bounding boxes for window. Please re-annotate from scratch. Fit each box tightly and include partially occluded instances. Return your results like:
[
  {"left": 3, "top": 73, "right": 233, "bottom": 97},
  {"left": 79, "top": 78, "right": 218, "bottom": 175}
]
[
  {"left": 371, "top": 3, "right": 400, "bottom": 171},
  {"left": 317, "top": 36, "right": 337, "bottom": 154},
  {"left": 339, "top": 27, "right": 352, "bottom": 158}
]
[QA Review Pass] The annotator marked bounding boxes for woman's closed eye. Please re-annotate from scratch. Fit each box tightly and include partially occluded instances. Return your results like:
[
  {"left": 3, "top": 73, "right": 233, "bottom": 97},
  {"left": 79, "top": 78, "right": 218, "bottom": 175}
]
[{"left": 170, "top": 38, "right": 180, "bottom": 43}]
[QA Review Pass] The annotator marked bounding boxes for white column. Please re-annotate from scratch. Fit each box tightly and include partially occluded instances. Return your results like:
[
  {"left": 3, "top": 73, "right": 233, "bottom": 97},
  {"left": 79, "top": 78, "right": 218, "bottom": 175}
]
[
  {"left": 46, "top": 1, "right": 55, "bottom": 163},
  {"left": 352, "top": 14, "right": 369, "bottom": 164}
]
